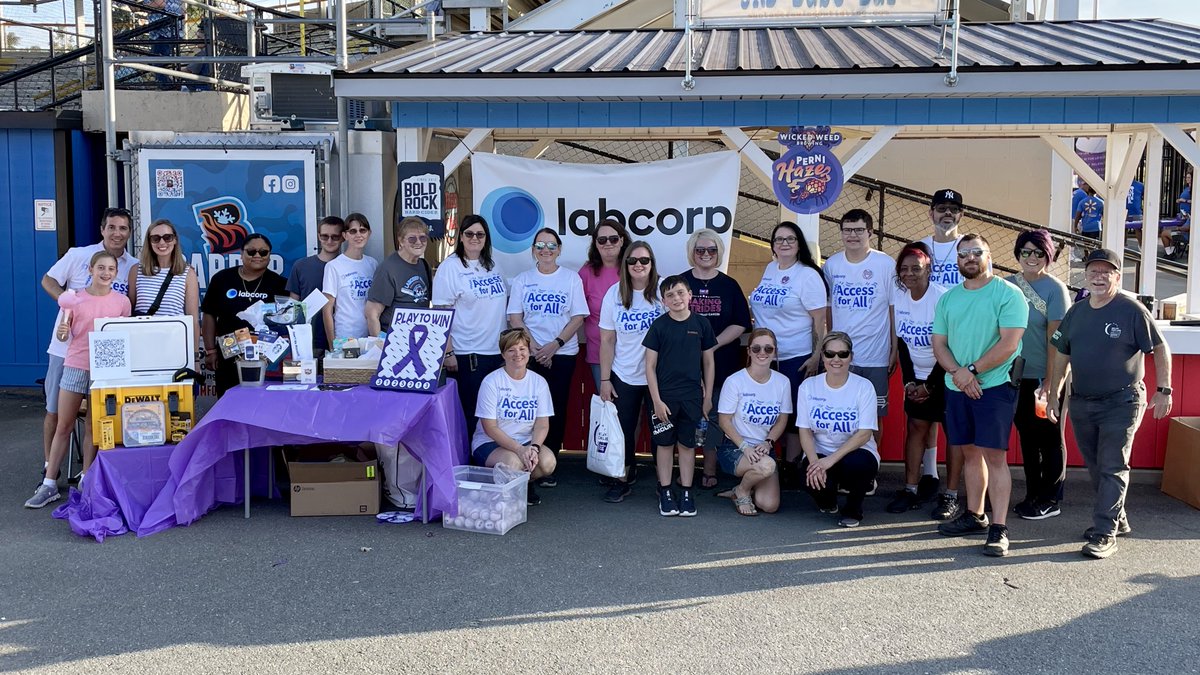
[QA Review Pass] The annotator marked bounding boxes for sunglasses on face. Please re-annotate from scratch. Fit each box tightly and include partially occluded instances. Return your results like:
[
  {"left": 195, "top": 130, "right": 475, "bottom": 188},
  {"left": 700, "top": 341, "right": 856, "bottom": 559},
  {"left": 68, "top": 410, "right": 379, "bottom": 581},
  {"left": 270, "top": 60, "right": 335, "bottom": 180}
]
[
  {"left": 625, "top": 256, "right": 652, "bottom": 266},
  {"left": 773, "top": 236, "right": 798, "bottom": 245},
  {"left": 957, "top": 248, "right": 986, "bottom": 259},
  {"left": 694, "top": 246, "right": 718, "bottom": 256},
  {"left": 749, "top": 344, "right": 776, "bottom": 355},
  {"left": 841, "top": 227, "right": 868, "bottom": 235},
  {"left": 102, "top": 207, "right": 132, "bottom": 220},
  {"left": 346, "top": 228, "right": 369, "bottom": 235},
  {"left": 934, "top": 206, "right": 963, "bottom": 215},
  {"left": 405, "top": 235, "right": 429, "bottom": 245},
  {"left": 319, "top": 233, "right": 342, "bottom": 242},
  {"left": 1019, "top": 249, "right": 1048, "bottom": 259},
  {"left": 462, "top": 230, "right": 486, "bottom": 240},
  {"left": 243, "top": 249, "right": 271, "bottom": 258},
  {"left": 149, "top": 233, "right": 176, "bottom": 244},
  {"left": 822, "top": 349, "right": 851, "bottom": 359},
  {"left": 595, "top": 235, "right": 621, "bottom": 246},
  {"left": 534, "top": 242, "right": 559, "bottom": 251}
]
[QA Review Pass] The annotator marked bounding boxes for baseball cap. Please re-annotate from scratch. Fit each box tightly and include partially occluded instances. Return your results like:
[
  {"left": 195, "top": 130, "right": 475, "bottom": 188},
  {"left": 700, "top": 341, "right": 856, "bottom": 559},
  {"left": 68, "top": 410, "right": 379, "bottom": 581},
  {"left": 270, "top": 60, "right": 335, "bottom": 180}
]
[
  {"left": 1083, "top": 248, "right": 1121, "bottom": 270},
  {"left": 931, "top": 189, "right": 963, "bottom": 209}
]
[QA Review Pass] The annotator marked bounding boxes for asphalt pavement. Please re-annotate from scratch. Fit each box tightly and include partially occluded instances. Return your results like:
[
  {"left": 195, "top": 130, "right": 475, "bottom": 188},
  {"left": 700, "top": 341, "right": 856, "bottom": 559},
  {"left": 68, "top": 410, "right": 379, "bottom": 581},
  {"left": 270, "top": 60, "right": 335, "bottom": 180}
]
[{"left": 1, "top": 386, "right": 1197, "bottom": 674}]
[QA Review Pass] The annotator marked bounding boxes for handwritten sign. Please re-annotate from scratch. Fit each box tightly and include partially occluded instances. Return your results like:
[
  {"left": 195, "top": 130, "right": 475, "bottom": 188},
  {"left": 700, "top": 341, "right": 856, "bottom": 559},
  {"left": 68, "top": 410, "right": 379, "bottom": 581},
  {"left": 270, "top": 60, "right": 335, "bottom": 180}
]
[
  {"left": 372, "top": 308, "right": 454, "bottom": 393},
  {"left": 772, "top": 126, "right": 844, "bottom": 215}
]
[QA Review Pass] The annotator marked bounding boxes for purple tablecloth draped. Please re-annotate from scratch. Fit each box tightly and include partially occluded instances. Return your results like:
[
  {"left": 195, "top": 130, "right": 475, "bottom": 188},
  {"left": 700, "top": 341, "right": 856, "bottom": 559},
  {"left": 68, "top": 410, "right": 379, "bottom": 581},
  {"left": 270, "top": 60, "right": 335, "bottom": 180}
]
[{"left": 136, "top": 382, "right": 468, "bottom": 537}]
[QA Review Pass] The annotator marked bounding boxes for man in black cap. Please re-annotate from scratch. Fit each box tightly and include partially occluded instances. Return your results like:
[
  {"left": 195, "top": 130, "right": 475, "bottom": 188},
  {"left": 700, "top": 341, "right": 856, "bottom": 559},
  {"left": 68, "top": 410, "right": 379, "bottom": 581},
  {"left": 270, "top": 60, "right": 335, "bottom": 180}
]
[{"left": 1046, "top": 249, "right": 1173, "bottom": 560}]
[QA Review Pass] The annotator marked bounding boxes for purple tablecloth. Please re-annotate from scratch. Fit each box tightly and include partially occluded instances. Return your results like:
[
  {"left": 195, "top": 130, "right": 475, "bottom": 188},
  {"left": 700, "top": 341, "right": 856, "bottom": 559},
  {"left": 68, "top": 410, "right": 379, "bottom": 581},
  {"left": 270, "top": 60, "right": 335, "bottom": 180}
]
[{"left": 136, "top": 381, "right": 467, "bottom": 537}]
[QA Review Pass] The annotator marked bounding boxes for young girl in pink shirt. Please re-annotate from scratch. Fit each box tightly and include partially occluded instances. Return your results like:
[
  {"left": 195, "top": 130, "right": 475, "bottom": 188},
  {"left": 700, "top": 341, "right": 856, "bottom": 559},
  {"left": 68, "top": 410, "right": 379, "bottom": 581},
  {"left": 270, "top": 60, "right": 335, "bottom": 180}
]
[{"left": 25, "top": 251, "right": 131, "bottom": 509}]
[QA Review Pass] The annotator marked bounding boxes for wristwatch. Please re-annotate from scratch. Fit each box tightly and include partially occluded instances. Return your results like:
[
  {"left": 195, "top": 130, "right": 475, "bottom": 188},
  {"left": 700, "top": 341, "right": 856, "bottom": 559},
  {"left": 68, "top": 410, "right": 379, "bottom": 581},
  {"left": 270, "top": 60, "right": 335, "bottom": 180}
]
[
  {"left": 966, "top": 363, "right": 979, "bottom": 376},
  {"left": 554, "top": 337, "right": 566, "bottom": 347},
  {"left": 1157, "top": 386, "right": 1173, "bottom": 395}
]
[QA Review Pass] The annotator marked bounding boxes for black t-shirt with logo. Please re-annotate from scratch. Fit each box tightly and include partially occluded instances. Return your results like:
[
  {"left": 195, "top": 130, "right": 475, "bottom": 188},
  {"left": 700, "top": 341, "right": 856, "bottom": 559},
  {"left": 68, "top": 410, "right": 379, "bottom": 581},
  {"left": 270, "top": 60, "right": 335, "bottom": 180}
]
[
  {"left": 682, "top": 269, "right": 751, "bottom": 384},
  {"left": 642, "top": 311, "right": 717, "bottom": 401},
  {"left": 201, "top": 266, "right": 290, "bottom": 336},
  {"left": 1052, "top": 293, "right": 1163, "bottom": 397}
]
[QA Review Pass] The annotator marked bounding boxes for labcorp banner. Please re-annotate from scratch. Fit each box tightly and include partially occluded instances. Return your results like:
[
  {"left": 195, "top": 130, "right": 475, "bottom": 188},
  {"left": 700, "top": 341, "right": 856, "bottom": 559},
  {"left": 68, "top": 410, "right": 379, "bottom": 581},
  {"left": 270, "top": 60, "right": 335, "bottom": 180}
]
[{"left": 472, "top": 152, "right": 740, "bottom": 279}]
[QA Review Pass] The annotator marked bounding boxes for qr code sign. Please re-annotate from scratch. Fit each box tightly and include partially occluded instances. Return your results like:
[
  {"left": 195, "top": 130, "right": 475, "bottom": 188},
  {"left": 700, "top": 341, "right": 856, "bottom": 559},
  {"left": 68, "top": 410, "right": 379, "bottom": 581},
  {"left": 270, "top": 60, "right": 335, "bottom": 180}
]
[
  {"left": 156, "top": 169, "right": 184, "bottom": 199},
  {"left": 92, "top": 337, "right": 129, "bottom": 370}
]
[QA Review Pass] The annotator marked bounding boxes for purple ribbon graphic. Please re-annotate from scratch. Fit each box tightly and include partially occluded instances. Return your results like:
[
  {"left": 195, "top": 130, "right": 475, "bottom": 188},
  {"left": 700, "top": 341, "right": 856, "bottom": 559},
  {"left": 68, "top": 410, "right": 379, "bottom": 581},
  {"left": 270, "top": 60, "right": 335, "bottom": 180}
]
[{"left": 394, "top": 325, "right": 429, "bottom": 377}]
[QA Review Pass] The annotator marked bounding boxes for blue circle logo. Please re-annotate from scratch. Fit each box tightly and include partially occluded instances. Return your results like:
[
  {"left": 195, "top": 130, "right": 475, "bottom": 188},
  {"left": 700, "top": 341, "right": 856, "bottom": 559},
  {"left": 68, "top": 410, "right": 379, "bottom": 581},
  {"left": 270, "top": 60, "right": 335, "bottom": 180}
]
[
  {"left": 480, "top": 187, "right": 543, "bottom": 254},
  {"left": 226, "top": 288, "right": 239, "bottom": 299}
]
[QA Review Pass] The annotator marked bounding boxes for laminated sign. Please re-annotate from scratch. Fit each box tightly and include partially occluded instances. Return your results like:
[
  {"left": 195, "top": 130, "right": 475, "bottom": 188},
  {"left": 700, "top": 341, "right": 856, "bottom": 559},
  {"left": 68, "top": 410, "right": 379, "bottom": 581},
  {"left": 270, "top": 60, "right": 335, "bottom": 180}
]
[
  {"left": 372, "top": 308, "right": 455, "bottom": 393},
  {"left": 396, "top": 162, "right": 445, "bottom": 239},
  {"left": 772, "top": 126, "right": 845, "bottom": 216}
]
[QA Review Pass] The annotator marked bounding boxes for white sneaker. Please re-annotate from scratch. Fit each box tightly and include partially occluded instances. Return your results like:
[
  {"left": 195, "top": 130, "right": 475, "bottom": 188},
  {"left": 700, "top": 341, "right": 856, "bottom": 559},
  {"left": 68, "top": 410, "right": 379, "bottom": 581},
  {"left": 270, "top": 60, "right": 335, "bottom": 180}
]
[
  {"left": 24, "top": 484, "right": 61, "bottom": 509},
  {"left": 1165, "top": 245, "right": 1175, "bottom": 257}
]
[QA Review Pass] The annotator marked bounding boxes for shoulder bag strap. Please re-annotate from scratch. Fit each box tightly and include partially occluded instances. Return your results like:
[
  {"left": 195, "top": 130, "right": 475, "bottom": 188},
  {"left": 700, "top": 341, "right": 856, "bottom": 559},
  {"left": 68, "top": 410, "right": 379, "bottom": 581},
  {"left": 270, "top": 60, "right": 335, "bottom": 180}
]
[
  {"left": 1012, "top": 274, "right": 1047, "bottom": 318},
  {"left": 145, "top": 268, "right": 177, "bottom": 316}
]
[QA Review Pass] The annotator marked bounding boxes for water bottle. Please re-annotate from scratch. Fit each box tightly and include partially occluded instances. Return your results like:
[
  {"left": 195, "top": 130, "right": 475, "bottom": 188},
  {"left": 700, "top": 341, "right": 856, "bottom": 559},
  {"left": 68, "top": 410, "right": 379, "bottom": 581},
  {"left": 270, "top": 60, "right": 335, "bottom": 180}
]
[{"left": 695, "top": 418, "right": 708, "bottom": 448}]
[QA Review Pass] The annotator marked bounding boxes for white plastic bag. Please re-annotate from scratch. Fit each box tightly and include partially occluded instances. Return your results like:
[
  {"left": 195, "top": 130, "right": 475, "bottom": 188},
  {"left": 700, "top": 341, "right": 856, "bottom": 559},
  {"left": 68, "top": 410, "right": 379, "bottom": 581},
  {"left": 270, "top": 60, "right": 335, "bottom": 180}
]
[
  {"left": 375, "top": 441, "right": 422, "bottom": 509},
  {"left": 587, "top": 395, "right": 626, "bottom": 479}
]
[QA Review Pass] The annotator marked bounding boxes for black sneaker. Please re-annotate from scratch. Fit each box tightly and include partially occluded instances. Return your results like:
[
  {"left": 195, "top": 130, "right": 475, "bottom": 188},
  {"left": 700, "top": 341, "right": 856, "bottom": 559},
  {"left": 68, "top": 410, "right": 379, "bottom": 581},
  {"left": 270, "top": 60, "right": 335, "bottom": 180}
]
[
  {"left": 537, "top": 474, "right": 558, "bottom": 488},
  {"left": 1083, "top": 519, "right": 1132, "bottom": 540},
  {"left": 983, "top": 524, "right": 1010, "bottom": 557},
  {"left": 527, "top": 483, "right": 542, "bottom": 506},
  {"left": 837, "top": 479, "right": 877, "bottom": 497},
  {"left": 917, "top": 475, "right": 940, "bottom": 501},
  {"left": 886, "top": 489, "right": 921, "bottom": 514},
  {"left": 677, "top": 488, "right": 697, "bottom": 517},
  {"left": 1020, "top": 499, "right": 1061, "bottom": 521},
  {"left": 931, "top": 493, "right": 962, "bottom": 521},
  {"left": 603, "top": 481, "right": 631, "bottom": 503},
  {"left": 658, "top": 486, "right": 679, "bottom": 516},
  {"left": 1013, "top": 499, "right": 1038, "bottom": 519},
  {"left": 816, "top": 499, "right": 839, "bottom": 514},
  {"left": 1082, "top": 533, "right": 1118, "bottom": 559},
  {"left": 938, "top": 510, "right": 989, "bottom": 537}
]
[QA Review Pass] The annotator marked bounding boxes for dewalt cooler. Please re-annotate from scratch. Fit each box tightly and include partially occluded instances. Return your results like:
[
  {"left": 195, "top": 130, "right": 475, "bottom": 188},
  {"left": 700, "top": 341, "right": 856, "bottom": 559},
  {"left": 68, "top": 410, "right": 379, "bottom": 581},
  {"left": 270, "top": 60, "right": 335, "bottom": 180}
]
[{"left": 89, "top": 316, "right": 197, "bottom": 449}]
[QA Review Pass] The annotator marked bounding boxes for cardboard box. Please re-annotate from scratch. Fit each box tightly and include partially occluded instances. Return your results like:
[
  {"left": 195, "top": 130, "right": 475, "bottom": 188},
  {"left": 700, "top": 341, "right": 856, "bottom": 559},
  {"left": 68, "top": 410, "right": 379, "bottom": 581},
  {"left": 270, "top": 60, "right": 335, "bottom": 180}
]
[
  {"left": 1162, "top": 417, "right": 1200, "bottom": 510},
  {"left": 289, "top": 460, "right": 380, "bottom": 516}
]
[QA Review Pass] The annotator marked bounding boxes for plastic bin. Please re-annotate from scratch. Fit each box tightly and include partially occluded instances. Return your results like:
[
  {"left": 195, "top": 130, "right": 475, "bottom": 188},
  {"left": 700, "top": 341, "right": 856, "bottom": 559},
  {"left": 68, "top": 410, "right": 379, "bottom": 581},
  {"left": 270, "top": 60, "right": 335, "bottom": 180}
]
[{"left": 443, "top": 465, "right": 529, "bottom": 535}]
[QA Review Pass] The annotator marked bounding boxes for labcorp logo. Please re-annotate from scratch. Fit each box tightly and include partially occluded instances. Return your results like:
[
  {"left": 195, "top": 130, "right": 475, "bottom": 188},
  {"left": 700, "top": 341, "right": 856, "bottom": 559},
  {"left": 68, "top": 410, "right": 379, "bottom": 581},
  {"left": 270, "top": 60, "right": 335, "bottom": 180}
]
[{"left": 480, "top": 187, "right": 544, "bottom": 254}]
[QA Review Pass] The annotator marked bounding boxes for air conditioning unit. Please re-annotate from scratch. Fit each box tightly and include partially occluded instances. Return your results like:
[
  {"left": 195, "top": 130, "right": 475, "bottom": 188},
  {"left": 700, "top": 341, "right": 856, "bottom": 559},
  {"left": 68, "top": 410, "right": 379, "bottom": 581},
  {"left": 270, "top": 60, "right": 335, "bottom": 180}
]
[{"left": 241, "top": 63, "right": 388, "bottom": 130}]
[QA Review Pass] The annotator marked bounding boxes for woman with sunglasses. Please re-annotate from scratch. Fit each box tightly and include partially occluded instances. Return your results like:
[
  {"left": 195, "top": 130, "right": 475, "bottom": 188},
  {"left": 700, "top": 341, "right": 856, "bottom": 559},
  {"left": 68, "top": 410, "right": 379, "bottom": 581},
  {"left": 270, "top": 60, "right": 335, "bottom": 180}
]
[
  {"left": 201, "top": 234, "right": 288, "bottom": 395},
  {"left": 321, "top": 213, "right": 378, "bottom": 345},
  {"left": 886, "top": 242, "right": 950, "bottom": 516},
  {"left": 432, "top": 215, "right": 508, "bottom": 438},
  {"left": 579, "top": 219, "right": 629, "bottom": 389},
  {"left": 749, "top": 221, "right": 828, "bottom": 467},
  {"left": 796, "top": 331, "right": 880, "bottom": 528},
  {"left": 507, "top": 228, "right": 588, "bottom": 486},
  {"left": 683, "top": 229, "right": 750, "bottom": 490},
  {"left": 1006, "top": 229, "right": 1070, "bottom": 521},
  {"left": 127, "top": 219, "right": 200, "bottom": 351},
  {"left": 598, "top": 241, "right": 664, "bottom": 503},
  {"left": 715, "top": 328, "right": 787, "bottom": 516},
  {"left": 366, "top": 217, "right": 432, "bottom": 336}
]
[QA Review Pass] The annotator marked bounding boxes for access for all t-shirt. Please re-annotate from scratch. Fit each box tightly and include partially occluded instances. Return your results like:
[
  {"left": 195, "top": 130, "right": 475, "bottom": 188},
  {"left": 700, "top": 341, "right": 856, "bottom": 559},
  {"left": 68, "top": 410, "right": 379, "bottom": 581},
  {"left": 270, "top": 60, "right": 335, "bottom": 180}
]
[
  {"left": 796, "top": 372, "right": 879, "bottom": 461},
  {"left": 892, "top": 283, "right": 946, "bottom": 380},
  {"left": 471, "top": 368, "right": 554, "bottom": 451},
  {"left": 322, "top": 253, "right": 378, "bottom": 340},
  {"left": 642, "top": 311, "right": 717, "bottom": 401},
  {"left": 431, "top": 254, "right": 508, "bottom": 355},
  {"left": 718, "top": 369, "right": 793, "bottom": 446},
  {"left": 823, "top": 250, "right": 896, "bottom": 368},
  {"left": 683, "top": 270, "right": 750, "bottom": 384},
  {"left": 287, "top": 254, "right": 332, "bottom": 351},
  {"left": 367, "top": 253, "right": 430, "bottom": 331},
  {"left": 579, "top": 265, "right": 619, "bottom": 364},
  {"left": 748, "top": 261, "right": 828, "bottom": 361},
  {"left": 932, "top": 276, "right": 1028, "bottom": 392},
  {"left": 44, "top": 243, "right": 137, "bottom": 359},
  {"left": 1051, "top": 294, "right": 1163, "bottom": 398},
  {"left": 598, "top": 285, "right": 663, "bottom": 386},
  {"left": 506, "top": 266, "right": 588, "bottom": 356},
  {"left": 919, "top": 235, "right": 964, "bottom": 287}
]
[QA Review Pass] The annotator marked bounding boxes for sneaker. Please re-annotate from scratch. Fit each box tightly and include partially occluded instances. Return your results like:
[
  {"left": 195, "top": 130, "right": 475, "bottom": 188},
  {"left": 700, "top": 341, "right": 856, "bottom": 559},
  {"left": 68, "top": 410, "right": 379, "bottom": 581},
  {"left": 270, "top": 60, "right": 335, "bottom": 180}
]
[
  {"left": 527, "top": 483, "right": 542, "bottom": 506},
  {"left": 931, "top": 493, "right": 962, "bottom": 521},
  {"left": 838, "top": 515, "right": 861, "bottom": 528},
  {"left": 658, "top": 486, "right": 679, "bottom": 516},
  {"left": 677, "top": 489, "right": 697, "bottom": 517},
  {"left": 603, "top": 481, "right": 632, "bottom": 503},
  {"left": 1083, "top": 519, "right": 1132, "bottom": 540},
  {"left": 626, "top": 464, "right": 638, "bottom": 486},
  {"left": 938, "top": 510, "right": 989, "bottom": 537},
  {"left": 983, "top": 524, "right": 1010, "bottom": 557},
  {"left": 917, "top": 475, "right": 940, "bottom": 501},
  {"left": 1164, "top": 245, "right": 1176, "bottom": 257},
  {"left": 24, "top": 484, "right": 61, "bottom": 509},
  {"left": 816, "top": 499, "right": 839, "bottom": 514},
  {"left": 1082, "top": 533, "right": 1118, "bottom": 559},
  {"left": 1020, "top": 500, "right": 1061, "bottom": 521},
  {"left": 886, "top": 489, "right": 921, "bottom": 514},
  {"left": 1012, "top": 499, "right": 1038, "bottom": 519},
  {"left": 838, "top": 479, "right": 877, "bottom": 496},
  {"left": 537, "top": 474, "right": 558, "bottom": 488}
]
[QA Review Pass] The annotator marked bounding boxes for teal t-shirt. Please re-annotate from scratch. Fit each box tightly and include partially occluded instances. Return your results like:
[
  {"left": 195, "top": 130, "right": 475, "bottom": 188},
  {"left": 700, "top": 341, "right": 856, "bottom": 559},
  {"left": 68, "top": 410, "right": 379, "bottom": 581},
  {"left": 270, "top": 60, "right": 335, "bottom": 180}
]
[{"left": 932, "top": 276, "right": 1028, "bottom": 391}]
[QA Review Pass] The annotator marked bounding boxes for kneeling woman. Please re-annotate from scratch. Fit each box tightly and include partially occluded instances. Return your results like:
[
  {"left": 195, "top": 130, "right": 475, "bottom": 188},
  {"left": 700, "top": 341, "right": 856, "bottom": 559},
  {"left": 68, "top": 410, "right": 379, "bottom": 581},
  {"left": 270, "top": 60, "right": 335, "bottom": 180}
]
[
  {"left": 716, "top": 328, "right": 789, "bottom": 516},
  {"left": 471, "top": 327, "right": 558, "bottom": 506},
  {"left": 796, "top": 331, "right": 880, "bottom": 528}
]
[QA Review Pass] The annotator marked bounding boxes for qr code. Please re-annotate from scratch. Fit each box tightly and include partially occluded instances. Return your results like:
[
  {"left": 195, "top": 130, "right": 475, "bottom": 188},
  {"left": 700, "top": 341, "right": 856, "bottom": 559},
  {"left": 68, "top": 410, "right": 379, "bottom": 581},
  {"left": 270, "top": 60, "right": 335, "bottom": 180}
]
[
  {"left": 156, "top": 169, "right": 184, "bottom": 199},
  {"left": 92, "top": 337, "right": 129, "bottom": 369}
]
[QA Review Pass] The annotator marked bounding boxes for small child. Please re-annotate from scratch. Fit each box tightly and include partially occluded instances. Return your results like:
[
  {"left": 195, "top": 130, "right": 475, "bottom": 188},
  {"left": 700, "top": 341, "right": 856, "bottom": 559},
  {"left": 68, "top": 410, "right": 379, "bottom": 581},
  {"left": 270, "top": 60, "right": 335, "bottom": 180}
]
[
  {"left": 643, "top": 274, "right": 716, "bottom": 517},
  {"left": 25, "top": 251, "right": 131, "bottom": 509}
]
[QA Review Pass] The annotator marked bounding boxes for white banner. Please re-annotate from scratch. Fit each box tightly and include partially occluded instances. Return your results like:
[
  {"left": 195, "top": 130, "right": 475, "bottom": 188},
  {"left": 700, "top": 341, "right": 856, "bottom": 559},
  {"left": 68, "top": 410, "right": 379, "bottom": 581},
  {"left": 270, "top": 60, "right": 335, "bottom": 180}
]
[
  {"left": 700, "top": 0, "right": 943, "bottom": 24},
  {"left": 472, "top": 152, "right": 740, "bottom": 280}
]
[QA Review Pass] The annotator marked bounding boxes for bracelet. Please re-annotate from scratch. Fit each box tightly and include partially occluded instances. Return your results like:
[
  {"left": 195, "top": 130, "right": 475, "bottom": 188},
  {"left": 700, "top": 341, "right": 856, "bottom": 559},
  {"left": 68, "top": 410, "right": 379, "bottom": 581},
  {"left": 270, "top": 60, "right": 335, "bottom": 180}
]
[{"left": 445, "top": 351, "right": 455, "bottom": 357}]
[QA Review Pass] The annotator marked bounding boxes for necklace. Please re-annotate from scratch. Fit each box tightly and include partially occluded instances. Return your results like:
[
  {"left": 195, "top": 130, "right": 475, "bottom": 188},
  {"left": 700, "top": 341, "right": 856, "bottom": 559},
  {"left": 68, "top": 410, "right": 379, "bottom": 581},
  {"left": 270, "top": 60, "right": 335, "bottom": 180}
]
[
  {"left": 932, "top": 238, "right": 957, "bottom": 274},
  {"left": 239, "top": 269, "right": 264, "bottom": 297}
]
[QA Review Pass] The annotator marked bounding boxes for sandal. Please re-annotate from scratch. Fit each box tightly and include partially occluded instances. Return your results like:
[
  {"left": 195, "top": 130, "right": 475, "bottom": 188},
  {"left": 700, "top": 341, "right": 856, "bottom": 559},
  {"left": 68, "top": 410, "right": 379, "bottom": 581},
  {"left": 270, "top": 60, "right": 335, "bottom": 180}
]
[
  {"left": 733, "top": 495, "right": 758, "bottom": 517},
  {"left": 701, "top": 473, "right": 719, "bottom": 490},
  {"left": 716, "top": 488, "right": 737, "bottom": 500}
]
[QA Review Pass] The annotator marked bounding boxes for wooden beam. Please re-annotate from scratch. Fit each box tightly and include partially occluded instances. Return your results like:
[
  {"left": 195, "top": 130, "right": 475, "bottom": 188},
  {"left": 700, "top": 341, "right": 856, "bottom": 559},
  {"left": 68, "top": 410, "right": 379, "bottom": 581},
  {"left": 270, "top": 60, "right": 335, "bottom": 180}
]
[
  {"left": 1038, "top": 133, "right": 1104, "bottom": 193},
  {"left": 442, "top": 128, "right": 493, "bottom": 176}
]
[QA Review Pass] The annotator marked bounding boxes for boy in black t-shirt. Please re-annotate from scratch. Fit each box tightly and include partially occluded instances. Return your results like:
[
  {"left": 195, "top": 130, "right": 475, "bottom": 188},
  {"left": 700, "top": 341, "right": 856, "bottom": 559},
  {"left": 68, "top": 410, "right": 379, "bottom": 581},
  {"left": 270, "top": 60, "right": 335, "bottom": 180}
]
[{"left": 644, "top": 275, "right": 717, "bottom": 517}]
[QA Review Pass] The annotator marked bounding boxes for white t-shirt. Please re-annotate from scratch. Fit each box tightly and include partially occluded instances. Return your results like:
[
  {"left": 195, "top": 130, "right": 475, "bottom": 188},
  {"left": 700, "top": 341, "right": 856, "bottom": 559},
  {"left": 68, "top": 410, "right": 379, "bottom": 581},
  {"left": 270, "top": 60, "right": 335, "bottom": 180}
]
[
  {"left": 472, "top": 367, "right": 554, "bottom": 451},
  {"left": 718, "top": 369, "right": 794, "bottom": 446},
  {"left": 797, "top": 372, "right": 880, "bottom": 461},
  {"left": 432, "top": 255, "right": 508, "bottom": 355},
  {"left": 892, "top": 283, "right": 946, "bottom": 380},
  {"left": 44, "top": 243, "right": 137, "bottom": 358},
  {"left": 823, "top": 250, "right": 896, "bottom": 368},
  {"left": 506, "top": 266, "right": 588, "bottom": 357},
  {"left": 322, "top": 253, "right": 378, "bottom": 340},
  {"left": 921, "top": 235, "right": 964, "bottom": 287},
  {"left": 748, "top": 261, "right": 828, "bottom": 361},
  {"left": 598, "top": 284, "right": 664, "bottom": 386}
]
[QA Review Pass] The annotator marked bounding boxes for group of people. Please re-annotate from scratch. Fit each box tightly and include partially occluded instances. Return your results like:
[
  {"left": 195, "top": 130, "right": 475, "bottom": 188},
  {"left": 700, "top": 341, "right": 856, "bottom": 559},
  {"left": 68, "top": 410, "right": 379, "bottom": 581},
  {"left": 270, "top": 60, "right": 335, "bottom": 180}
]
[{"left": 28, "top": 192, "right": 1176, "bottom": 561}]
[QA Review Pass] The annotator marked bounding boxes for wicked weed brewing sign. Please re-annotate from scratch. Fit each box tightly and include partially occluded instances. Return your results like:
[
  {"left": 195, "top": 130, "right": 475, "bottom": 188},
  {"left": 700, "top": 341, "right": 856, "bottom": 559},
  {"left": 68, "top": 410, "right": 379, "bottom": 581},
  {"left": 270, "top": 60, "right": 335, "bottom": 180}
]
[{"left": 772, "top": 126, "right": 844, "bottom": 215}]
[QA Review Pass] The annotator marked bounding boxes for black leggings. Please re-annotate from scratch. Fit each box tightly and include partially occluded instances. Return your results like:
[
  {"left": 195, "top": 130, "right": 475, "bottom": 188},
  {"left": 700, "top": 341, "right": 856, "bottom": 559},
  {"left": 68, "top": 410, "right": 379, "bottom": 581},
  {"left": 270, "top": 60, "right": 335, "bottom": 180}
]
[
  {"left": 799, "top": 448, "right": 879, "bottom": 519},
  {"left": 1014, "top": 378, "right": 1066, "bottom": 503},
  {"left": 529, "top": 353, "right": 577, "bottom": 454},
  {"left": 449, "top": 353, "right": 504, "bottom": 440},
  {"left": 611, "top": 373, "right": 650, "bottom": 473}
]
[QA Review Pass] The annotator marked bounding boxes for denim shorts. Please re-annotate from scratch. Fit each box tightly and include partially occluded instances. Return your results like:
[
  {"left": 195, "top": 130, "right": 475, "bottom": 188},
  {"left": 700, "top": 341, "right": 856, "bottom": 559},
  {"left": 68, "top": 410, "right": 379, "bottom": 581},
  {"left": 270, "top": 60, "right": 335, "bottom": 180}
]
[
  {"left": 471, "top": 441, "right": 501, "bottom": 466},
  {"left": 715, "top": 438, "right": 744, "bottom": 475},
  {"left": 945, "top": 385, "right": 1018, "bottom": 450},
  {"left": 59, "top": 366, "right": 90, "bottom": 396}
]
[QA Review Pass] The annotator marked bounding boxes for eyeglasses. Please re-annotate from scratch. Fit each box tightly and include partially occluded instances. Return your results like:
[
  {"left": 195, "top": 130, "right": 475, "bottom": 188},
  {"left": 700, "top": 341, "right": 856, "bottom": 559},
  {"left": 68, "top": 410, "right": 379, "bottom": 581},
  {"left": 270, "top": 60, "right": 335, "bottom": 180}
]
[
  {"left": 243, "top": 249, "right": 271, "bottom": 258},
  {"left": 841, "top": 227, "right": 868, "bottom": 235},
  {"left": 694, "top": 247, "right": 718, "bottom": 257},
  {"left": 749, "top": 344, "right": 776, "bottom": 355},
  {"left": 625, "top": 256, "right": 652, "bottom": 266},
  {"left": 149, "top": 233, "right": 176, "bottom": 244},
  {"left": 822, "top": 349, "right": 851, "bottom": 359},
  {"left": 405, "top": 235, "right": 429, "bottom": 245},
  {"left": 957, "top": 248, "right": 986, "bottom": 259},
  {"left": 346, "top": 228, "right": 369, "bottom": 235},
  {"left": 934, "top": 205, "right": 963, "bottom": 215},
  {"left": 1085, "top": 268, "right": 1118, "bottom": 277},
  {"left": 534, "top": 242, "right": 559, "bottom": 251},
  {"left": 1019, "top": 249, "right": 1048, "bottom": 259},
  {"left": 595, "top": 235, "right": 622, "bottom": 246},
  {"left": 462, "top": 230, "right": 486, "bottom": 240},
  {"left": 773, "top": 236, "right": 798, "bottom": 245},
  {"left": 318, "top": 233, "right": 342, "bottom": 242}
]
